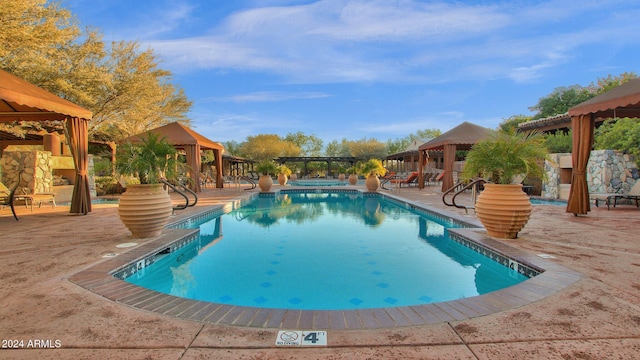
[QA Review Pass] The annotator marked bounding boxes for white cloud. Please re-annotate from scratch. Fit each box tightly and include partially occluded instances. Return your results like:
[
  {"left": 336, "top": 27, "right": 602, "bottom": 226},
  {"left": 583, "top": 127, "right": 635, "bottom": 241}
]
[{"left": 141, "top": 0, "right": 640, "bottom": 85}]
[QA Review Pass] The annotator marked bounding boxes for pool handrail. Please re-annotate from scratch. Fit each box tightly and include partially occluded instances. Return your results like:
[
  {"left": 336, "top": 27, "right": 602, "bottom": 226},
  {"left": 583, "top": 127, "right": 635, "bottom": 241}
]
[
  {"left": 160, "top": 179, "right": 198, "bottom": 211},
  {"left": 238, "top": 175, "right": 257, "bottom": 190},
  {"left": 442, "top": 178, "right": 486, "bottom": 214}
]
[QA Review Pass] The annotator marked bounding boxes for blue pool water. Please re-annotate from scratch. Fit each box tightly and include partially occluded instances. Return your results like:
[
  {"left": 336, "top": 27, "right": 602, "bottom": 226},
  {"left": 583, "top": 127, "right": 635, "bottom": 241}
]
[
  {"left": 126, "top": 191, "right": 529, "bottom": 310},
  {"left": 288, "top": 179, "right": 361, "bottom": 186}
]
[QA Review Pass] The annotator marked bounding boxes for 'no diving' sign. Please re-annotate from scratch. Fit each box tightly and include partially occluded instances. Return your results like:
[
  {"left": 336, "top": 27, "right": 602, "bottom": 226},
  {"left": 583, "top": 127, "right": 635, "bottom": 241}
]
[{"left": 275, "top": 330, "right": 327, "bottom": 346}]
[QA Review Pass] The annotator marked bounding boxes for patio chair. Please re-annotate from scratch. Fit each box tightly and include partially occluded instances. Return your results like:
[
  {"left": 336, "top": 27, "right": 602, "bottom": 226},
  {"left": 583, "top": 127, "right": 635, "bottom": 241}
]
[
  {"left": 0, "top": 178, "right": 20, "bottom": 221},
  {"left": 390, "top": 172, "right": 419, "bottom": 187},
  {"left": 14, "top": 192, "right": 57, "bottom": 212},
  {"left": 591, "top": 181, "right": 640, "bottom": 210}
]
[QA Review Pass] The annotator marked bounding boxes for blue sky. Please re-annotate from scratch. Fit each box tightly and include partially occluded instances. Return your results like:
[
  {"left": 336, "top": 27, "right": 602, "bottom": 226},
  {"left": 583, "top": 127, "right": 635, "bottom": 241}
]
[{"left": 64, "top": 0, "right": 640, "bottom": 145}]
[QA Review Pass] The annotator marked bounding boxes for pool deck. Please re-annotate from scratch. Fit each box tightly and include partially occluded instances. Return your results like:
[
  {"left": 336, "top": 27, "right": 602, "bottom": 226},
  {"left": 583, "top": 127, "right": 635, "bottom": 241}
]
[{"left": 1, "top": 183, "right": 640, "bottom": 359}]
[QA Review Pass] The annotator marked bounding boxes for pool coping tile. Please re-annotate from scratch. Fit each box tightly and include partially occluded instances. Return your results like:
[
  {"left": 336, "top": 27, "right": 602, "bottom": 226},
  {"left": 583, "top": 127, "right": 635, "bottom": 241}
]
[{"left": 68, "top": 192, "right": 584, "bottom": 330}]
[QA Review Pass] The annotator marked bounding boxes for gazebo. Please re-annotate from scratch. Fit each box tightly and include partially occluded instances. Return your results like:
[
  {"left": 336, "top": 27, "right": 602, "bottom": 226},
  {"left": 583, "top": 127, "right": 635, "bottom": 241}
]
[
  {"left": 418, "top": 122, "right": 493, "bottom": 191},
  {"left": 567, "top": 78, "right": 640, "bottom": 215},
  {"left": 0, "top": 69, "right": 93, "bottom": 214},
  {"left": 124, "top": 122, "right": 224, "bottom": 192}
]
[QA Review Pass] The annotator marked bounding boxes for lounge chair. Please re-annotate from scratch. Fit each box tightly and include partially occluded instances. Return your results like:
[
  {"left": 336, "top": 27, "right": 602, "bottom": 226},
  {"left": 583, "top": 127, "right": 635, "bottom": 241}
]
[
  {"left": 591, "top": 181, "right": 640, "bottom": 210},
  {"left": 0, "top": 178, "right": 20, "bottom": 221},
  {"left": 14, "top": 192, "right": 56, "bottom": 212},
  {"left": 390, "top": 172, "right": 419, "bottom": 187}
]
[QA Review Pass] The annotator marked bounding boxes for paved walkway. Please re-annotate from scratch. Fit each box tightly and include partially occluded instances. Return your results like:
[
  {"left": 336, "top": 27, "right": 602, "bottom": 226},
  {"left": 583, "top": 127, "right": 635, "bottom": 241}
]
[{"left": 1, "top": 184, "right": 639, "bottom": 359}]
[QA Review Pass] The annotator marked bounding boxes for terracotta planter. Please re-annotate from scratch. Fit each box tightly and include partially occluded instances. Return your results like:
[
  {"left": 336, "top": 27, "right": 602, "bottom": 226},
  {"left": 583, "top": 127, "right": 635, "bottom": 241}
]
[
  {"left": 338, "top": 173, "right": 346, "bottom": 181},
  {"left": 475, "top": 183, "right": 532, "bottom": 239},
  {"left": 258, "top": 175, "right": 273, "bottom": 192},
  {"left": 290, "top": 173, "right": 297, "bottom": 180},
  {"left": 118, "top": 184, "right": 173, "bottom": 238},
  {"left": 277, "top": 174, "right": 288, "bottom": 186},
  {"left": 365, "top": 174, "right": 380, "bottom": 192},
  {"left": 348, "top": 174, "right": 358, "bottom": 185}
]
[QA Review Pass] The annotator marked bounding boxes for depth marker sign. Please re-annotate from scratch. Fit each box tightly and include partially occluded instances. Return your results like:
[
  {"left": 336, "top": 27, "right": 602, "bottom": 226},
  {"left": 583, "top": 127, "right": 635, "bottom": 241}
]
[{"left": 275, "top": 330, "right": 327, "bottom": 346}]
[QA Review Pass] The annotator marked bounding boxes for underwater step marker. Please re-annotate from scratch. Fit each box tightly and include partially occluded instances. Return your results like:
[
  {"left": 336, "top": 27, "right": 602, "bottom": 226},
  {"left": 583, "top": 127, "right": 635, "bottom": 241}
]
[{"left": 275, "top": 330, "right": 327, "bottom": 346}]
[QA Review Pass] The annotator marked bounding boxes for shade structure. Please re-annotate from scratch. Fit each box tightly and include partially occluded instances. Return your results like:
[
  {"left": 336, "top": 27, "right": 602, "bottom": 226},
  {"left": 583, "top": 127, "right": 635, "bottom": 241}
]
[
  {"left": 566, "top": 78, "right": 640, "bottom": 215},
  {"left": 418, "top": 121, "right": 493, "bottom": 191},
  {"left": 0, "top": 69, "right": 92, "bottom": 214},
  {"left": 124, "top": 122, "right": 225, "bottom": 192}
]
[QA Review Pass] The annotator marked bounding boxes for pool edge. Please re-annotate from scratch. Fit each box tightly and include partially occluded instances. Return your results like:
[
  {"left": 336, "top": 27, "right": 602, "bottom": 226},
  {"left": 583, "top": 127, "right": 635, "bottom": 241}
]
[{"left": 69, "top": 192, "right": 583, "bottom": 330}]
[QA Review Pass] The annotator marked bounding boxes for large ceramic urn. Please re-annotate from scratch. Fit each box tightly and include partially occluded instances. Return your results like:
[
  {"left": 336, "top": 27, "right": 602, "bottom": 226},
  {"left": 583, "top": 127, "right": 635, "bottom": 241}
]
[
  {"left": 365, "top": 174, "right": 380, "bottom": 192},
  {"left": 474, "top": 183, "right": 532, "bottom": 239},
  {"left": 277, "top": 174, "right": 288, "bottom": 186},
  {"left": 118, "top": 184, "right": 173, "bottom": 238},
  {"left": 258, "top": 175, "right": 273, "bottom": 192},
  {"left": 348, "top": 174, "right": 358, "bottom": 185}
]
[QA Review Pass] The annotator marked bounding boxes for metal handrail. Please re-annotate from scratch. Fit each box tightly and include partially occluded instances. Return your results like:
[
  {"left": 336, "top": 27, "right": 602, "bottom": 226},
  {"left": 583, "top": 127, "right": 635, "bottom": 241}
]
[
  {"left": 160, "top": 179, "right": 196, "bottom": 211},
  {"left": 380, "top": 175, "right": 399, "bottom": 190},
  {"left": 442, "top": 178, "right": 486, "bottom": 214},
  {"left": 239, "top": 175, "right": 257, "bottom": 190}
]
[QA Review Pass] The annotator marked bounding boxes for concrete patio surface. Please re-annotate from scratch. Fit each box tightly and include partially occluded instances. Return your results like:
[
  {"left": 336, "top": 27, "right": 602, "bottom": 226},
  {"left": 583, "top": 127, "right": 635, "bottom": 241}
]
[{"left": 1, "top": 183, "right": 640, "bottom": 359}]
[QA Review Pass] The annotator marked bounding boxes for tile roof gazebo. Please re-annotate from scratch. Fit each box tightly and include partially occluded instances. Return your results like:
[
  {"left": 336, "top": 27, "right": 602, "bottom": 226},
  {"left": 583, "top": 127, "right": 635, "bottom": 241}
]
[
  {"left": 0, "top": 69, "right": 93, "bottom": 214},
  {"left": 123, "top": 122, "right": 225, "bottom": 192}
]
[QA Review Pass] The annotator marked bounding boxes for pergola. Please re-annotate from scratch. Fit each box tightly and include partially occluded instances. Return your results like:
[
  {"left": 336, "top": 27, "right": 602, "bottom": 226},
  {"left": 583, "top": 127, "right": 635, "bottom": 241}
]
[
  {"left": 0, "top": 69, "right": 92, "bottom": 214},
  {"left": 567, "top": 78, "right": 640, "bottom": 215},
  {"left": 418, "top": 122, "right": 493, "bottom": 191},
  {"left": 276, "top": 156, "right": 358, "bottom": 177},
  {"left": 124, "top": 122, "right": 224, "bottom": 192}
]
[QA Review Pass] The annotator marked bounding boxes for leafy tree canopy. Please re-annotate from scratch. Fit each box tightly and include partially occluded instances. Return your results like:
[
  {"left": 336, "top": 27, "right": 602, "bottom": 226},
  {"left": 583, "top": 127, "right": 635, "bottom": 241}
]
[
  {"left": 386, "top": 128, "right": 441, "bottom": 155},
  {"left": 499, "top": 115, "right": 532, "bottom": 133},
  {"left": 238, "top": 134, "right": 300, "bottom": 162},
  {"left": 594, "top": 118, "right": 640, "bottom": 165},
  {"left": 284, "top": 132, "right": 323, "bottom": 156},
  {"left": 528, "top": 72, "right": 638, "bottom": 120},
  {"left": 0, "top": 0, "right": 192, "bottom": 142}
]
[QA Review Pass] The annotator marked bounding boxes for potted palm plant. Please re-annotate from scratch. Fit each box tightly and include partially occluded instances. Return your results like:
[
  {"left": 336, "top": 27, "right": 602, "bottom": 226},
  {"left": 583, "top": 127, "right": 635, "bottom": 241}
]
[
  {"left": 276, "top": 164, "right": 292, "bottom": 186},
  {"left": 256, "top": 161, "right": 277, "bottom": 191},
  {"left": 357, "top": 159, "right": 388, "bottom": 191},
  {"left": 461, "top": 130, "right": 548, "bottom": 239},
  {"left": 115, "top": 132, "right": 178, "bottom": 238}
]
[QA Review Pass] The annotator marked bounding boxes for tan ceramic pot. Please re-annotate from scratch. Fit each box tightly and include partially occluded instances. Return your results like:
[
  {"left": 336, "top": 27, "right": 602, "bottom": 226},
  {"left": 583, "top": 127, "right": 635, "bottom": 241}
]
[
  {"left": 277, "top": 174, "right": 288, "bottom": 186},
  {"left": 290, "top": 173, "right": 297, "bottom": 180},
  {"left": 118, "top": 184, "right": 173, "bottom": 238},
  {"left": 258, "top": 175, "right": 273, "bottom": 191},
  {"left": 365, "top": 174, "right": 380, "bottom": 192},
  {"left": 475, "top": 183, "right": 532, "bottom": 239},
  {"left": 338, "top": 173, "right": 346, "bottom": 181},
  {"left": 348, "top": 174, "right": 358, "bottom": 185}
]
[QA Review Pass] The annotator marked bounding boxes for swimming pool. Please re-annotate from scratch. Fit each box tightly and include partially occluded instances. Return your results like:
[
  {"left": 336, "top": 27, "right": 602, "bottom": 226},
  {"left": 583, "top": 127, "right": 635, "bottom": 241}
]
[
  {"left": 124, "top": 190, "right": 530, "bottom": 310},
  {"left": 288, "top": 179, "right": 360, "bottom": 186}
]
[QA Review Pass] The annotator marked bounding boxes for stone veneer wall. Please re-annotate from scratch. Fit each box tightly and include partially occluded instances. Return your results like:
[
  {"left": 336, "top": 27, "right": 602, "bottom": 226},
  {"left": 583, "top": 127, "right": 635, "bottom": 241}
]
[
  {"left": 543, "top": 150, "right": 639, "bottom": 199},
  {"left": 1, "top": 150, "right": 53, "bottom": 194}
]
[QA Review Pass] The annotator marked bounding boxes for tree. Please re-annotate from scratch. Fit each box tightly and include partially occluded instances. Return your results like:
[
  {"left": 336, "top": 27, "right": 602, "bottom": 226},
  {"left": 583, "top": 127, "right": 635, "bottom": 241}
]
[
  {"left": 386, "top": 128, "right": 441, "bottom": 154},
  {"left": 284, "top": 132, "right": 323, "bottom": 156},
  {"left": 0, "top": 0, "right": 79, "bottom": 82},
  {"left": 238, "top": 134, "right": 300, "bottom": 162},
  {"left": 588, "top": 72, "right": 638, "bottom": 94},
  {"left": 545, "top": 131, "right": 572, "bottom": 153},
  {"left": 529, "top": 85, "right": 593, "bottom": 119},
  {"left": 223, "top": 140, "right": 242, "bottom": 156},
  {"left": 528, "top": 73, "right": 638, "bottom": 120},
  {"left": 348, "top": 138, "right": 387, "bottom": 159},
  {"left": 90, "top": 41, "right": 192, "bottom": 139},
  {"left": 594, "top": 118, "right": 640, "bottom": 165},
  {"left": 500, "top": 115, "right": 532, "bottom": 133},
  {"left": 0, "top": 0, "right": 192, "bottom": 142},
  {"left": 324, "top": 138, "right": 351, "bottom": 157}
]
